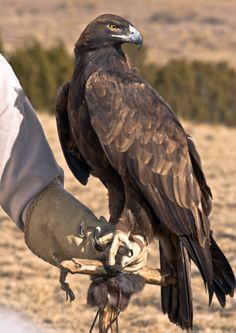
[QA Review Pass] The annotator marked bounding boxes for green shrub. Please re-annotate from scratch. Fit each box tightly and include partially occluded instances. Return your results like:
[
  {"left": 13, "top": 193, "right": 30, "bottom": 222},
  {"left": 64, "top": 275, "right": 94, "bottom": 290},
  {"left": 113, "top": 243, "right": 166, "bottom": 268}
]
[
  {"left": 9, "top": 39, "right": 73, "bottom": 112},
  {"left": 153, "top": 60, "right": 236, "bottom": 126},
  {"left": 126, "top": 48, "right": 236, "bottom": 126}
]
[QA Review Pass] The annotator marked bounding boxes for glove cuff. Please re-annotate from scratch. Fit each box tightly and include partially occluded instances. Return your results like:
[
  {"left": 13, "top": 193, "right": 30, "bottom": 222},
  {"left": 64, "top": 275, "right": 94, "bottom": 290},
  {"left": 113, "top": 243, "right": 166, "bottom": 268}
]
[{"left": 24, "top": 179, "right": 59, "bottom": 266}]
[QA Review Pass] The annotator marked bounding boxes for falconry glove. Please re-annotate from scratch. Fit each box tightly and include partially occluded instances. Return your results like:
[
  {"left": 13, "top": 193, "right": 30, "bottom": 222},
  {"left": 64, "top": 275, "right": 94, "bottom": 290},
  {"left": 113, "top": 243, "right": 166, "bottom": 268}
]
[
  {"left": 24, "top": 179, "right": 114, "bottom": 266},
  {"left": 24, "top": 179, "right": 148, "bottom": 272}
]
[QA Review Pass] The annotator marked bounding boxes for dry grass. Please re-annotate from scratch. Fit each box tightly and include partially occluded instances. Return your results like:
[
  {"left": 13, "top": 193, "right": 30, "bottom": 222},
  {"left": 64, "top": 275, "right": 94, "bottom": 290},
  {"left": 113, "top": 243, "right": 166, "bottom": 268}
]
[
  {"left": 1, "top": 0, "right": 236, "bottom": 68},
  {"left": 0, "top": 113, "right": 235, "bottom": 332}
]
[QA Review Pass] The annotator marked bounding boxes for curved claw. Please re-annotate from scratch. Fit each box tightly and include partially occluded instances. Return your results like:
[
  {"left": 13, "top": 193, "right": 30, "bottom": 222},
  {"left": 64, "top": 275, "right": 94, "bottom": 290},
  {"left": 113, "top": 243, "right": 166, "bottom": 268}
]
[
  {"left": 93, "top": 226, "right": 105, "bottom": 252},
  {"left": 78, "top": 220, "right": 88, "bottom": 239},
  {"left": 128, "top": 249, "right": 134, "bottom": 258},
  {"left": 79, "top": 225, "right": 86, "bottom": 239}
]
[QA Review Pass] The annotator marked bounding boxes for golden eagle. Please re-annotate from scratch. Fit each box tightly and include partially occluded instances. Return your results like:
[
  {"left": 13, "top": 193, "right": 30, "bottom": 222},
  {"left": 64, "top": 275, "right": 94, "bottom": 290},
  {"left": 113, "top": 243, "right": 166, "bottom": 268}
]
[{"left": 56, "top": 14, "right": 235, "bottom": 329}]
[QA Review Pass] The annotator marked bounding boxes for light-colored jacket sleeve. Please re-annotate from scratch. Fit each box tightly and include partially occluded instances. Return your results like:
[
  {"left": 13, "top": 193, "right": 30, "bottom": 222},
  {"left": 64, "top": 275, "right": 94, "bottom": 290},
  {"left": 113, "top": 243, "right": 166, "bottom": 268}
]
[{"left": 0, "top": 54, "right": 64, "bottom": 230}]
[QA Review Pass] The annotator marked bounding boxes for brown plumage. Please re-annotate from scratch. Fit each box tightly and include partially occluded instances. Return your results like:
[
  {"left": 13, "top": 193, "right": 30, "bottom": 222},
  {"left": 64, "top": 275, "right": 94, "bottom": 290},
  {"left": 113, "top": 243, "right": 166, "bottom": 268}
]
[{"left": 56, "top": 14, "right": 235, "bottom": 330}]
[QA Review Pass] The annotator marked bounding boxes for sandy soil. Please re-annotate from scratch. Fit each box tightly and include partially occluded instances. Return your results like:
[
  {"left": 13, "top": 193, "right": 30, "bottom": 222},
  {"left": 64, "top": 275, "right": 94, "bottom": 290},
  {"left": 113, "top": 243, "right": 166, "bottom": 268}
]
[
  {"left": 0, "top": 113, "right": 235, "bottom": 333},
  {"left": 1, "top": 0, "right": 236, "bottom": 68}
]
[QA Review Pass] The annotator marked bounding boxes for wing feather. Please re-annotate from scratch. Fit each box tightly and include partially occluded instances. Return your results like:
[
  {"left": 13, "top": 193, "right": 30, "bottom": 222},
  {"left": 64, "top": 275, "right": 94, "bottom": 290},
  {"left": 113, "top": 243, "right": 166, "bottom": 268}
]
[
  {"left": 55, "top": 82, "right": 90, "bottom": 185},
  {"left": 85, "top": 71, "right": 210, "bottom": 245}
]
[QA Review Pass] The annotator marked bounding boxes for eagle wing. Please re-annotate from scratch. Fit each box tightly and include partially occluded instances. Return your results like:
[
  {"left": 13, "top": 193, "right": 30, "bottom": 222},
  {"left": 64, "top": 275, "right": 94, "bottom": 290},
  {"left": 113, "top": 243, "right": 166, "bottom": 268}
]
[
  {"left": 85, "top": 71, "right": 214, "bottom": 298},
  {"left": 85, "top": 71, "right": 211, "bottom": 242},
  {"left": 55, "top": 82, "right": 90, "bottom": 185},
  {"left": 186, "top": 134, "right": 213, "bottom": 216}
]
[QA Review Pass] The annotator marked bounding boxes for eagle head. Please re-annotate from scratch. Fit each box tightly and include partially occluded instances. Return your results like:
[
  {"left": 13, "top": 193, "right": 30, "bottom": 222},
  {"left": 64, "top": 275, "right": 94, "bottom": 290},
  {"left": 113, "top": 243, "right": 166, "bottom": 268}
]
[{"left": 75, "top": 14, "right": 143, "bottom": 51}]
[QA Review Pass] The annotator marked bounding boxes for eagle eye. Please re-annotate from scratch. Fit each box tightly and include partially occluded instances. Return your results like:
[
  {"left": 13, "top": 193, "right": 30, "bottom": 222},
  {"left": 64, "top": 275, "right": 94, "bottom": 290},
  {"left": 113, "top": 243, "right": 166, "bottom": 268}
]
[{"left": 108, "top": 23, "right": 119, "bottom": 32}]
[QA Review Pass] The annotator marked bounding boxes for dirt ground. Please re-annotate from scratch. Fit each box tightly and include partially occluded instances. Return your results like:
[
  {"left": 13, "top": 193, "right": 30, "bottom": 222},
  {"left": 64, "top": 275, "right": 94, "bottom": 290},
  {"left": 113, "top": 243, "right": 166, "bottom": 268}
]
[
  {"left": 1, "top": 0, "right": 236, "bottom": 68},
  {"left": 0, "top": 113, "right": 235, "bottom": 333}
]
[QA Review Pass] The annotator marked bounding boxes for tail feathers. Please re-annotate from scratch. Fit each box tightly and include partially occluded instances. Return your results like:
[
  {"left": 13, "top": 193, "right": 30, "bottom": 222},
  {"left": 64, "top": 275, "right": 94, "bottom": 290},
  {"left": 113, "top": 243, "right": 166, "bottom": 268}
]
[
  {"left": 180, "top": 234, "right": 235, "bottom": 308},
  {"left": 160, "top": 233, "right": 235, "bottom": 329},
  {"left": 210, "top": 234, "right": 235, "bottom": 307},
  {"left": 180, "top": 235, "right": 214, "bottom": 305},
  {"left": 160, "top": 242, "right": 193, "bottom": 330}
]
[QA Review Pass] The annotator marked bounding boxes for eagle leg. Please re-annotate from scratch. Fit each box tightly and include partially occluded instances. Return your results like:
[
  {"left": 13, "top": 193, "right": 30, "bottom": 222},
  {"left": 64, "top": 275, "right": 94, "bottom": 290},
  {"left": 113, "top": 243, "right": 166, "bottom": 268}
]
[{"left": 107, "top": 209, "right": 136, "bottom": 266}]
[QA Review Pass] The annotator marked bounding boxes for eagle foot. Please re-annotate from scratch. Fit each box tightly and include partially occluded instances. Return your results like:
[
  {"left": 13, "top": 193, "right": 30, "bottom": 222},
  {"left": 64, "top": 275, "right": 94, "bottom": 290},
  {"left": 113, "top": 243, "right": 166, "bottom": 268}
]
[{"left": 108, "top": 231, "right": 132, "bottom": 266}]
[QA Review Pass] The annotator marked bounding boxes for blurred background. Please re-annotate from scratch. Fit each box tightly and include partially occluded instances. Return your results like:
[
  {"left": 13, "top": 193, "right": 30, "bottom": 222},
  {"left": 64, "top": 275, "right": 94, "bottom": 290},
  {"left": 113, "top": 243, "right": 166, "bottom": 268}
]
[{"left": 0, "top": 0, "right": 235, "bottom": 332}]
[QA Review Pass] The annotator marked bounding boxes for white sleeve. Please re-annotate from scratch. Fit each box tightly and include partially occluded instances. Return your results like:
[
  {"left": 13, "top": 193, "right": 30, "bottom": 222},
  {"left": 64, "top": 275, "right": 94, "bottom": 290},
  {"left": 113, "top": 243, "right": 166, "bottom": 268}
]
[{"left": 0, "top": 54, "right": 64, "bottom": 230}]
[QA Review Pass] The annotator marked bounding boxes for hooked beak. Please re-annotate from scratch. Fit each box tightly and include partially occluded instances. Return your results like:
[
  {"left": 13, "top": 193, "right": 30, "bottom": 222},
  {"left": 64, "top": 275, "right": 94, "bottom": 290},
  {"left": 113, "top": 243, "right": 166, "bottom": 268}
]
[
  {"left": 128, "top": 25, "right": 143, "bottom": 48},
  {"left": 112, "top": 24, "right": 143, "bottom": 48}
]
